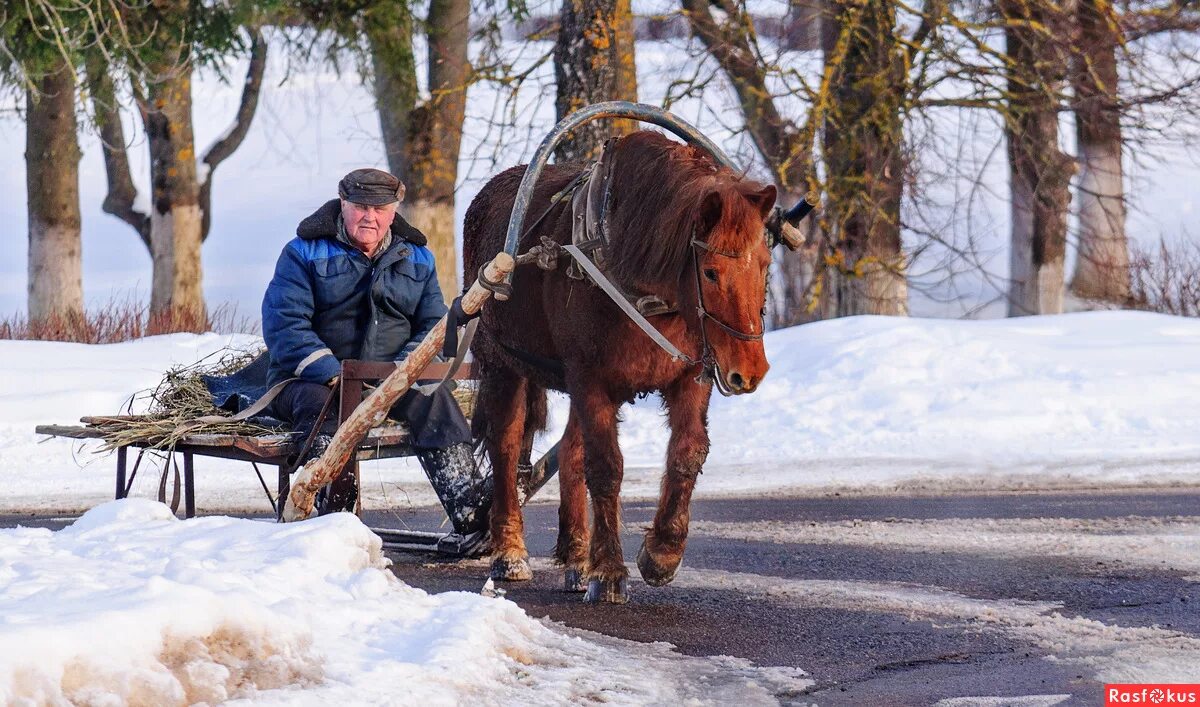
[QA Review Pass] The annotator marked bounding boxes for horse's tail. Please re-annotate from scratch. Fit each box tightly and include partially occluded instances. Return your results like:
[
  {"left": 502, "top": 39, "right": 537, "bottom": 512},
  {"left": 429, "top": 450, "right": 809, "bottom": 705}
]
[
  {"left": 522, "top": 381, "right": 548, "bottom": 461},
  {"left": 470, "top": 362, "right": 548, "bottom": 462}
]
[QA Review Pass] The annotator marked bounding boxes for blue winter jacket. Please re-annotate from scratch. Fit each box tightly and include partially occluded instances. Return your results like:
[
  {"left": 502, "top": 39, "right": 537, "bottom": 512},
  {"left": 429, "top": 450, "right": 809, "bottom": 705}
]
[{"left": 262, "top": 199, "right": 447, "bottom": 388}]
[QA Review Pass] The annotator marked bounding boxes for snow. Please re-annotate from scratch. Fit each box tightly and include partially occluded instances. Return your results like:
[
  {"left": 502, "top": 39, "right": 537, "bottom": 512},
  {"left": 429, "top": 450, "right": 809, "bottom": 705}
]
[
  {"left": 4, "top": 310, "right": 1200, "bottom": 515},
  {"left": 0, "top": 499, "right": 811, "bottom": 705}
]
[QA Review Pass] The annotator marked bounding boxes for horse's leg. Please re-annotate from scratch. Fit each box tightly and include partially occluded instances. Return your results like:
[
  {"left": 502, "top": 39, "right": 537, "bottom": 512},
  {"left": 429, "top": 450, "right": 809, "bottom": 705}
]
[
  {"left": 480, "top": 373, "right": 533, "bottom": 581},
  {"left": 637, "top": 378, "right": 712, "bottom": 586},
  {"left": 571, "top": 381, "right": 628, "bottom": 603},
  {"left": 553, "top": 411, "right": 589, "bottom": 591}
]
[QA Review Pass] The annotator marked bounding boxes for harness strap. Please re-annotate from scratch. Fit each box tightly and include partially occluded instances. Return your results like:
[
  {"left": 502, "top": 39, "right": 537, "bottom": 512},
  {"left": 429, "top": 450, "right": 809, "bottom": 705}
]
[
  {"left": 691, "top": 238, "right": 742, "bottom": 259},
  {"left": 562, "top": 244, "right": 694, "bottom": 365},
  {"left": 416, "top": 317, "right": 478, "bottom": 396},
  {"left": 698, "top": 308, "right": 763, "bottom": 341}
]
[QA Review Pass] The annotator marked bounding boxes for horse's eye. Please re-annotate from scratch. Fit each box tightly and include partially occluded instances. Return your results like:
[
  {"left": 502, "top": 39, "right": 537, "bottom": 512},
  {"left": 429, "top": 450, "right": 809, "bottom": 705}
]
[{"left": 703, "top": 268, "right": 718, "bottom": 283}]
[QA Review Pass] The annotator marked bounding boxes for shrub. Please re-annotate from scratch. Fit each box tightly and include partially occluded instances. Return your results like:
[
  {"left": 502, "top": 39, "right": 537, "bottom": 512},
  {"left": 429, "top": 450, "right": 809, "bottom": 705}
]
[
  {"left": 0, "top": 298, "right": 258, "bottom": 343},
  {"left": 1128, "top": 237, "right": 1200, "bottom": 318}
]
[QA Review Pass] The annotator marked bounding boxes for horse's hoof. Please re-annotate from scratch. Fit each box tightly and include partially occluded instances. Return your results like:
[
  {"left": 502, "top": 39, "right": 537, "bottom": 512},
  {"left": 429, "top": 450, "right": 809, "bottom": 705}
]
[
  {"left": 584, "top": 577, "right": 629, "bottom": 604},
  {"left": 490, "top": 555, "right": 533, "bottom": 582},
  {"left": 636, "top": 540, "right": 680, "bottom": 587},
  {"left": 563, "top": 567, "right": 587, "bottom": 592}
]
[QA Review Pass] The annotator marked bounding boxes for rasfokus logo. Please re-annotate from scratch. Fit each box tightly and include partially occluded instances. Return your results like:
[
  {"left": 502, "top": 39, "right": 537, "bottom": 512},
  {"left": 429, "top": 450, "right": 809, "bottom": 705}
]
[{"left": 1106, "top": 684, "right": 1200, "bottom": 705}]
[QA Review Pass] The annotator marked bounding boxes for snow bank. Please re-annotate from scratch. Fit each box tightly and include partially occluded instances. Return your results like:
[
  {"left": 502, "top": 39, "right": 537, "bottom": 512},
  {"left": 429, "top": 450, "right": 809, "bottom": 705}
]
[
  {"left": 4, "top": 311, "right": 1200, "bottom": 514},
  {"left": 0, "top": 332, "right": 433, "bottom": 514},
  {"left": 599, "top": 310, "right": 1200, "bottom": 496},
  {"left": 0, "top": 500, "right": 808, "bottom": 705}
]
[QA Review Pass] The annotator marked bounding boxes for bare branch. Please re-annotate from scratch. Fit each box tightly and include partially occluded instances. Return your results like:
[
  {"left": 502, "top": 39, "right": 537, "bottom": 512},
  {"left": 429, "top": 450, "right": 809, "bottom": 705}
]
[
  {"left": 200, "top": 27, "right": 268, "bottom": 240},
  {"left": 85, "top": 54, "right": 149, "bottom": 251},
  {"left": 679, "top": 0, "right": 805, "bottom": 194}
]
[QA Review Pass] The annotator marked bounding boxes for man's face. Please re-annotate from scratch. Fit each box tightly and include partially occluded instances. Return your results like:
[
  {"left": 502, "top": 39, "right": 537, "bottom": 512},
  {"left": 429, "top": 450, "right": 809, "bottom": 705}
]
[{"left": 341, "top": 199, "right": 398, "bottom": 256}]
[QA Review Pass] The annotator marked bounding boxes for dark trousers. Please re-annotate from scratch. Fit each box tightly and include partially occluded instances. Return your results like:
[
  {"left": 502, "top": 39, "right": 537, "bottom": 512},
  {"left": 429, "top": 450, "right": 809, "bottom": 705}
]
[{"left": 269, "top": 380, "right": 473, "bottom": 451}]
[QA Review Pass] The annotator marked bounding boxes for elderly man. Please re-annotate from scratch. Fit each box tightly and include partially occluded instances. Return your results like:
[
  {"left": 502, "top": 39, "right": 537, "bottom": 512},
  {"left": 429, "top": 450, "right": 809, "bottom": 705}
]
[{"left": 262, "top": 168, "right": 487, "bottom": 526}]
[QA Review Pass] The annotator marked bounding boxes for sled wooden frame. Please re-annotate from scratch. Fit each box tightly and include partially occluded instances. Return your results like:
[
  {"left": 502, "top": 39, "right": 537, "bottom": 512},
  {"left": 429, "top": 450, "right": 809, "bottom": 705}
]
[{"left": 34, "top": 359, "right": 488, "bottom": 555}]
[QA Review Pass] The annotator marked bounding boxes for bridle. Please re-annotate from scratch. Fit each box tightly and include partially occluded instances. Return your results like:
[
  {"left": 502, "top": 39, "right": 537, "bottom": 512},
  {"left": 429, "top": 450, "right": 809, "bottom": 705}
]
[{"left": 687, "top": 229, "right": 765, "bottom": 396}]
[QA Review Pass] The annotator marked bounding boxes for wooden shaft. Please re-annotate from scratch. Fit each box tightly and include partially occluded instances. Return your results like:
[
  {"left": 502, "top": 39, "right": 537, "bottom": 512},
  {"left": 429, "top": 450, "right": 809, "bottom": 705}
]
[{"left": 282, "top": 252, "right": 514, "bottom": 522}]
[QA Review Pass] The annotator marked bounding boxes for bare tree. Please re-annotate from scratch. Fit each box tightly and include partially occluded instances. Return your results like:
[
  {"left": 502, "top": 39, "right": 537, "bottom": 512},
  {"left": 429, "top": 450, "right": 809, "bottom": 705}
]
[
  {"left": 366, "top": 0, "right": 471, "bottom": 299},
  {"left": 554, "top": 0, "right": 639, "bottom": 162},
  {"left": 1069, "top": 0, "right": 1130, "bottom": 304},
  {"left": 91, "top": 15, "right": 267, "bottom": 327},
  {"left": 1001, "top": 0, "right": 1076, "bottom": 316},
  {"left": 820, "top": 0, "right": 909, "bottom": 316},
  {"left": 25, "top": 57, "right": 83, "bottom": 323}
]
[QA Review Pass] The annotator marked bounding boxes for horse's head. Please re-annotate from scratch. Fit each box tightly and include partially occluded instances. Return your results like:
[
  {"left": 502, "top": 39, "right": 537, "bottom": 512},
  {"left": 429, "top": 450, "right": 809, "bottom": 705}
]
[
  {"left": 601, "top": 132, "right": 777, "bottom": 394},
  {"left": 685, "top": 180, "right": 776, "bottom": 395}
]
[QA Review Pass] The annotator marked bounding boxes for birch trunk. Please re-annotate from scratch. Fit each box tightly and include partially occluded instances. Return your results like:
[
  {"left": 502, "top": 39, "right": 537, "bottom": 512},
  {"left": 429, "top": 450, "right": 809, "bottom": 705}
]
[
  {"left": 25, "top": 59, "right": 83, "bottom": 323},
  {"left": 142, "top": 68, "right": 205, "bottom": 325},
  {"left": 1002, "top": 0, "right": 1075, "bottom": 316},
  {"left": 1070, "top": 0, "right": 1129, "bottom": 304}
]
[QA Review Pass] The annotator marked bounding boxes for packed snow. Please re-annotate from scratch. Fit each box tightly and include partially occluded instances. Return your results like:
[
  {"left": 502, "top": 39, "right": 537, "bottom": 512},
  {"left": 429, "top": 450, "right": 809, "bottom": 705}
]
[
  {"left": 0, "top": 499, "right": 810, "bottom": 705},
  {"left": 4, "top": 310, "right": 1200, "bottom": 515}
]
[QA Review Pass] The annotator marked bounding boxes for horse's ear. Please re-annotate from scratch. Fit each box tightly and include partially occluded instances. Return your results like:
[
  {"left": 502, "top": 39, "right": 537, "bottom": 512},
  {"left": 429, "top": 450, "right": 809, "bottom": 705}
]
[
  {"left": 745, "top": 184, "right": 777, "bottom": 219},
  {"left": 698, "top": 190, "right": 723, "bottom": 234}
]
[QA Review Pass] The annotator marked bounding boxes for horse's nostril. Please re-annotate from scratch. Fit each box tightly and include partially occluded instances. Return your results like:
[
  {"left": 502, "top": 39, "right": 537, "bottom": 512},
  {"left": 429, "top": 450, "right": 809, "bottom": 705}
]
[{"left": 728, "top": 372, "right": 745, "bottom": 390}]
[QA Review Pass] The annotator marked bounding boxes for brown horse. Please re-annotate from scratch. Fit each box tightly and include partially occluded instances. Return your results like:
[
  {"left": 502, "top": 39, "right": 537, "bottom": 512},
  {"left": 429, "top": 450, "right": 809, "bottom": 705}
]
[{"left": 462, "top": 130, "right": 775, "bottom": 603}]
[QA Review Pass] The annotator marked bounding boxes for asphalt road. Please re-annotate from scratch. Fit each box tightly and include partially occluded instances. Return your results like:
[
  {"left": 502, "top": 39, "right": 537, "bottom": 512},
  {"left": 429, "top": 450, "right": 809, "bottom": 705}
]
[
  {"left": 5, "top": 489, "right": 1198, "bottom": 705},
  {"left": 369, "top": 490, "right": 1200, "bottom": 706}
]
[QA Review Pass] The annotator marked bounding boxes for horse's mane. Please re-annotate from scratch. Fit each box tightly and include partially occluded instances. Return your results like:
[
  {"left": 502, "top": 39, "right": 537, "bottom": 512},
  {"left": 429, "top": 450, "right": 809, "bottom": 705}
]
[{"left": 603, "top": 131, "right": 765, "bottom": 287}]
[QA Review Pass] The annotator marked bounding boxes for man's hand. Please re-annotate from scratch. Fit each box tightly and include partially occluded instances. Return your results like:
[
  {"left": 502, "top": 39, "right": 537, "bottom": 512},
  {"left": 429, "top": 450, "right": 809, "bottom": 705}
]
[{"left": 327, "top": 375, "right": 340, "bottom": 388}]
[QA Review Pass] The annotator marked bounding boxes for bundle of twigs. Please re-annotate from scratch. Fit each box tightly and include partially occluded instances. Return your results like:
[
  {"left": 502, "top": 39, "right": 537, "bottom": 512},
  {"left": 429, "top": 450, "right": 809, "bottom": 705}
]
[
  {"left": 91, "top": 347, "right": 279, "bottom": 452},
  {"left": 90, "top": 348, "right": 479, "bottom": 452}
]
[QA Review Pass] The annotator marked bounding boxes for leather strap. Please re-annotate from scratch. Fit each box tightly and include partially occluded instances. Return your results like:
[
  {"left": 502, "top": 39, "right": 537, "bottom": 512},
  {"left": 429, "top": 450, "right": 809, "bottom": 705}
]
[{"left": 563, "top": 244, "right": 693, "bottom": 365}]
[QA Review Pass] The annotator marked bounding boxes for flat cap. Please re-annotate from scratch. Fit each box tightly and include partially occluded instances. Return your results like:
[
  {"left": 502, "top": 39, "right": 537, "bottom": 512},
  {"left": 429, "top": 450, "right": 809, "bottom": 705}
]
[{"left": 338, "top": 168, "right": 406, "bottom": 206}]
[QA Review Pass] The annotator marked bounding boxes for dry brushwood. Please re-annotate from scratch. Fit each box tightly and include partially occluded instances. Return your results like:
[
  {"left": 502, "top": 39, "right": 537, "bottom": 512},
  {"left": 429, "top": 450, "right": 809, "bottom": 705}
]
[
  {"left": 90, "top": 347, "right": 279, "bottom": 451},
  {"left": 89, "top": 348, "right": 478, "bottom": 452}
]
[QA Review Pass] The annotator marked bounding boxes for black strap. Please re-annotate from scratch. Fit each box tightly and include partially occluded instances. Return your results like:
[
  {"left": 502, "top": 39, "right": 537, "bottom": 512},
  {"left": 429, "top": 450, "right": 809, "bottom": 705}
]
[{"left": 443, "top": 295, "right": 482, "bottom": 359}]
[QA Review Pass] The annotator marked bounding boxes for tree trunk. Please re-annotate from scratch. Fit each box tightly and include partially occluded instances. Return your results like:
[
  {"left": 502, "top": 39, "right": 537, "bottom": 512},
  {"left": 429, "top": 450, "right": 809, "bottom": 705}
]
[
  {"left": 367, "top": 0, "right": 467, "bottom": 300},
  {"left": 141, "top": 67, "right": 205, "bottom": 326},
  {"left": 554, "top": 0, "right": 639, "bottom": 162},
  {"left": 821, "top": 0, "right": 907, "bottom": 317},
  {"left": 367, "top": 1, "right": 418, "bottom": 181},
  {"left": 25, "top": 59, "right": 83, "bottom": 323},
  {"left": 1002, "top": 0, "right": 1075, "bottom": 316},
  {"left": 1070, "top": 0, "right": 1129, "bottom": 304}
]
